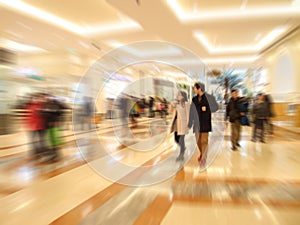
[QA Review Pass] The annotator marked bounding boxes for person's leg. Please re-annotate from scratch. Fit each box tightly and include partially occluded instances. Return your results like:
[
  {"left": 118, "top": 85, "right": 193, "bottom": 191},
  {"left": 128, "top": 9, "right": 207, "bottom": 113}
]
[
  {"left": 269, "top": 119, "right": 274, "bottom": 134},
  {"left": 176, "top": 135, "right": 185, "bottom": 161},
  {"left": 231, "top": 122, "right": 237, "bottom": 149},
  {"left": 179, "top": 135, "right": 185, "bottom": 156},
  {"left": 252, "top": 121, "right": 256, "bottom": 141},
  {"left": 38, "top": 129, "right": 48, "bottom": 154},
  {"left": 195, "top": 130, "right": 202, "bottom": 161},
  {"left": 30, "top": 130, "right": 38, "bottom": 156},
  {"left": 261, "top": 119, "right": 265, "bottom": 142},
  {"left": 174, "top": 132, "right": 180, "bottom": 144},
  {"left": 49, "top": 127, "right": 61, "bottom": 161},
  {"left": 236, "top": 121, "right": 241, "bottom": 146},
  {"left": 200, "top": 132, "right": 209, "bottom": 160}
]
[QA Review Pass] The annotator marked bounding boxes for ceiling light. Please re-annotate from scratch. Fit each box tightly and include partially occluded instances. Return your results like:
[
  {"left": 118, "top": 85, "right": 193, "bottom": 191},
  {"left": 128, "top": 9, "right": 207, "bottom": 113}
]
[
  {"left": 203, "top": 56, "right": 259, "bottom": 64},
  {"left": 166, "top": 0, "right": 300, "bottom": 22},
  {"left": 255, "top": 27, "right": 286, "bottom": 50},
  {"left": 121, "top": 45, "right": 183, "bottom": 57},
  {"left": 79, "top": 41, "right": 90, "bottom": 49},
  {"left": 0, "top": 39, "right": 46, "bottom": 52},
  {"left": 104, "top": 40, "right": 124, "bottom": 48},
  {"left": 194, "top": 26, "right": 287, "bottom": 53},
  {"left": 0, "top": 0, "right": 83, "bottom": 33},
  {"left": 84, "top": 21, "right": 141, "bottom": 36},
  {"left": 0, "top": 0, "right": 141, "bottom": 36}
]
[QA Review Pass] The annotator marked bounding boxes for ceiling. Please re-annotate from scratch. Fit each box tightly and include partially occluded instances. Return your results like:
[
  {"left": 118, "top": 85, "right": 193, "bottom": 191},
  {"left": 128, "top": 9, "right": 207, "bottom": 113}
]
[{"left": 0, "top": 0, "right": 300, "bottom": 72}]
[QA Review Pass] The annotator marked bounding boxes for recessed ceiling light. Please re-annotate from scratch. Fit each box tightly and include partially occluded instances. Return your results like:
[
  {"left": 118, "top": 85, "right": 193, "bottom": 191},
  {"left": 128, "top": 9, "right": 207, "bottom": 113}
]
[
  {"left": 0, "top": 0, "right": 141, "bottom": 36},
  {"left": 104, "top": 40, "right": 124, "bottom": 48},
  {"left": 194, "top": 26, "right": 287, "bottom": 53},
  {"left": 79, "top": 41, "right": 90, "bottom": 49},
  {"left": 203, "top": 56, "right": 259, "bottom": 64},
  {"left": 0, "top": 39, "right": 47, "bottom": 52},
  {"left": 166, "top": 0, "right": 300, "bottom": 22}
]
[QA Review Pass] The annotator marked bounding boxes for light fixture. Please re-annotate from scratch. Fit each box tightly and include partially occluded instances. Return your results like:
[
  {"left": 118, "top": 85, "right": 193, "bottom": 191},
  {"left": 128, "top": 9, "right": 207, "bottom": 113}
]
[
  {"left": 104, "top": 40, "right": 124, "bottom": 48},
  {"left": 120, "top": 45, "right": 183, "bottom": 57},
  {"left": 203, "top": 56, "right": 259, "bottom": 64},
  {"left": 0, "top": 39, "right": 46, "bottom": 52},
  {"left": 166, "top": 0, "right": 300, "bottom": 22},
  {"left": 194, "top": 26, "right": 287, "bottom": 54},
  {"left": 0, "top": 0, "right": 141, "bottom": 36}
]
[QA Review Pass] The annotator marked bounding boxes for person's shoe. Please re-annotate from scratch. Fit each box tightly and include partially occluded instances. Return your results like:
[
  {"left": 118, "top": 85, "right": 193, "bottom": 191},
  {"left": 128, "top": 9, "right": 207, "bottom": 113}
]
[
  {"left": 260, "top": 140, "right": 266, "bottom": 143},
  {"left": 236, "top": 143, "right": 241, "bottom": 147},
  {"left": 231, "top": 146, "right": 237, "bottom": 151},
  {"left": 176, "top": 155, "right": 184, "bottom": 161},
  {"left": 200, "top": 158, "right": 206, "bottom": 167},
  {"left": 251, "top": 139, "right": 256, "bottom": 142}
]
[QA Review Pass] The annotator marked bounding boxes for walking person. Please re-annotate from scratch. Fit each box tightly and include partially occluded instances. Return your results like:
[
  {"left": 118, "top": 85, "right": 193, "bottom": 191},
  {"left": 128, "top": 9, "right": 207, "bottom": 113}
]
[
  {"left": 252, "top": 93, "right": 269, "bottom": 143},
  {"left": 148, "top": 97, "right": 154, "bottom": 118},
  {"left": 188, "top": 82, "right": 212, "bottom": 167},
  {"left": 264, "top": 94, "right": 274, "bottom": 135},
  {"left": 170, "top": 91, "right": 190, "bottom": 161},
  {"left": 25, "top": 93, "right": 47, "bottom": 159},
  {"left": 225, "top": 89, "right": 246, "bottom": 150},
  {"left": 43, "top": 95, "right": 66, "bottom": 161}
]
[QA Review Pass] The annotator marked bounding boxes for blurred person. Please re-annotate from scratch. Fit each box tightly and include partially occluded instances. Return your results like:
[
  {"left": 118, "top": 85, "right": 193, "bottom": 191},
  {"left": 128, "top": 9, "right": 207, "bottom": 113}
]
[
  {"left": 105, "top": 98, "right": 114, "bottom": 119},
  {"left": 119, "top": 93, "right": 129, "bottom": 125},
  {"left": 117, "top": 93, "right": 130, "bottom": 139},
  {"left": 81, "top": 96, "right": 94, "bottom": 130},
  {"left": 225, "top": 89, "right": 246, "bottom": 150},
  {"left": 157, "top": 100, "right": 165, "bottom": 118},
  {"left": 43, "top": 95, "right": 67, "bottom": 161},
  {"left": 148, "top": 96, "right": 154, "bottom": 118},
  {"left": 264, "top": 94, "right": 274, "bottom": 135},
  {"left": 162, "top": 98, "right": 168, "bottom": 117},
  {"left": 170, "top": 91, "right": 190, "bottom": 161},
  {"left": 138, "top": 97, "right": 146, "bottom": 117},
  {"left": 129, "top": 99, "right": 139, "bottom": 128},
  {"left": 188, "top": 82, "right": 212, "bottom": 167},
  {"left": 25, "top": 93, "right": 47, "bottom": 159},
  {"left": 251, "top": 93, "right": 269, "bottom": 143}
]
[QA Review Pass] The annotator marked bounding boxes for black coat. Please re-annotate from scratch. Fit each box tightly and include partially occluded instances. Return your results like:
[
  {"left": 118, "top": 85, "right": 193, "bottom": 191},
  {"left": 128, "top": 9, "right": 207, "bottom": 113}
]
[{"left": 188, "top": 94, "right": 212, "bottom": 133}]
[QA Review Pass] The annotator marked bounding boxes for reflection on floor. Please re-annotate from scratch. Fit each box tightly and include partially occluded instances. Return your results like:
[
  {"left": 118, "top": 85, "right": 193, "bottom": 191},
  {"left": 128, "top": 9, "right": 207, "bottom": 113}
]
[{"left": 0, "top": 114, "right": 300, "bottom": 225}]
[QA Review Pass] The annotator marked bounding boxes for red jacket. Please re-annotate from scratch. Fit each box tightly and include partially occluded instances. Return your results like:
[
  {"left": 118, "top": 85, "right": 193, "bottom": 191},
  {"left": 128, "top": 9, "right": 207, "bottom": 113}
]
[{"left": 26, "top": 102, "right": 45, "bottom": 130}]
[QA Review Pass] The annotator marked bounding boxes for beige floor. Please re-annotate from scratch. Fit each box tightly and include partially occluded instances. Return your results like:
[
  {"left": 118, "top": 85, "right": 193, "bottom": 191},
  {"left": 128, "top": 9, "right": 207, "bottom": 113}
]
[{"left": 0, "top": 117, "right": 299, "bottom": 225}]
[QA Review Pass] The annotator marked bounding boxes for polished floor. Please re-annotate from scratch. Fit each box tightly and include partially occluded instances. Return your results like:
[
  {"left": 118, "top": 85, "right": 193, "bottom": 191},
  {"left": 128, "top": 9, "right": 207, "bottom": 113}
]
[{"left": 0, "top": 114, "right": 300, "bottom": 225}]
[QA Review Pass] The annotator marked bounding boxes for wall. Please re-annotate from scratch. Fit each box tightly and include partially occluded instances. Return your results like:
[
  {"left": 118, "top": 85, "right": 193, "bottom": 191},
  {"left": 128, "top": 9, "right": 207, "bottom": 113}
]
[{"left": 257, "top": 29, "right": 300, "bottom": 126}]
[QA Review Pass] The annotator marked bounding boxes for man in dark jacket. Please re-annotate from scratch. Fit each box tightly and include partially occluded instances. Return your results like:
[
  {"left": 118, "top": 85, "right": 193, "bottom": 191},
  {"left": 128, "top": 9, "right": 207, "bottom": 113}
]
[
  {"left": 225, "top": 89, "right": 246, "bottom": 150},
  {"left": 188, "top": 82, "right": 212, "bottom": 167}
]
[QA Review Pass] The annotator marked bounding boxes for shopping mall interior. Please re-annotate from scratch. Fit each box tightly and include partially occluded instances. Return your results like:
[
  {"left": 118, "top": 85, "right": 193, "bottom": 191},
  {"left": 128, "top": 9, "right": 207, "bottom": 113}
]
[{"left": 0, "top": 1, "right": 300, "bottom": 224}]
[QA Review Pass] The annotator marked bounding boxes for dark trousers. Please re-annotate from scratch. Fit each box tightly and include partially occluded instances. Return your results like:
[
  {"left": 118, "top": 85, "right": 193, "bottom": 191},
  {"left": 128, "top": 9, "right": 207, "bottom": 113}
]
[
  {"left": 265, "top": 119, "right": 273, "bottom": 134},
  {"left": 174, "top": 132, "right": 185, "bottom": 156},
  {"left": 231, "top": 120, "right": 241, "bottom": 147},
  {"left": 30, "top": 129, "right": 46, "bottom": 155},
  {"left": 252, "top": 119, "right": 265, "bottom": 141}
]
